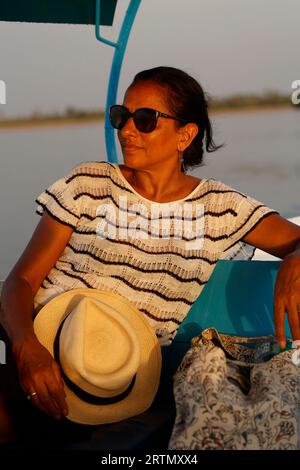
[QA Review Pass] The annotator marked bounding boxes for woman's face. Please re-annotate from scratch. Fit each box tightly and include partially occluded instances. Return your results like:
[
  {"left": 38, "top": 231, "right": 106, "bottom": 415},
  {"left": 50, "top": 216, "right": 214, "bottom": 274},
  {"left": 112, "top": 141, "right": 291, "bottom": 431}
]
[{"left": 118, "top": 81, "right": 184, "bottom": 172}]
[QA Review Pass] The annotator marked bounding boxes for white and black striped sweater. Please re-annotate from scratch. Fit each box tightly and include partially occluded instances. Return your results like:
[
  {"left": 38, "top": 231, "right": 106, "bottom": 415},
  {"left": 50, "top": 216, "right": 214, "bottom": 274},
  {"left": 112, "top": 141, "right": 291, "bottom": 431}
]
[{"left": 34, "top": 161, "right": 278, "bottom": 346}]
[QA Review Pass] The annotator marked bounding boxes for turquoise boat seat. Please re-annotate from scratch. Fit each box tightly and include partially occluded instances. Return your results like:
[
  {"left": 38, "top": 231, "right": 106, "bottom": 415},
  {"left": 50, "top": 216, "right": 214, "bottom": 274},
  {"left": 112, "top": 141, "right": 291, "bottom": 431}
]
[{"left": 178, "top": 259, "right": 286, "bottom": 340}]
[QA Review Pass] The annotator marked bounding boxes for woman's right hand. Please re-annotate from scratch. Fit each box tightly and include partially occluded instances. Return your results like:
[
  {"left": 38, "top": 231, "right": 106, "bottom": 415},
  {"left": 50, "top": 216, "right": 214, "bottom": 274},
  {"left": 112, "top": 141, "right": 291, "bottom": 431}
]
[{"left": 13, "top": 336, "right": 68, "bottom": 420}]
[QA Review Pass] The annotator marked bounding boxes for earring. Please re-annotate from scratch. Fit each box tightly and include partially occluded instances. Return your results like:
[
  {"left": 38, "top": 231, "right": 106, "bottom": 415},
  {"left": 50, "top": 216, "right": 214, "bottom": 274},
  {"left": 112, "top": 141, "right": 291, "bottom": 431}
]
[{"left": 180, "top": 157, "right": 187, "bottom": 174}]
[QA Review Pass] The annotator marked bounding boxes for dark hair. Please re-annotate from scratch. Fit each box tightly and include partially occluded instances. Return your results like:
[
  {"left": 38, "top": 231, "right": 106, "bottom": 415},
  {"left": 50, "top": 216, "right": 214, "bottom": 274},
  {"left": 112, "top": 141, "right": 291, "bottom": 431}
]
[{"left": 131, "top": 66, "right": 223, "bottom": 172}]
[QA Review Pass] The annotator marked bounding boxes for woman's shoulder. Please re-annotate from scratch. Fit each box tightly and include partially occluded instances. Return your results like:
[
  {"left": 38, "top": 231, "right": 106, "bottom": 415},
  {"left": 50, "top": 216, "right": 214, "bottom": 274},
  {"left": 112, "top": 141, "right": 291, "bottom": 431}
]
[
  {"left": 182, "top": 175, "right": 245, "bottom": 198},
  {"left": 190, "top": 177, "right": 250, "bottom": 210},
  {"left": 65, "top": 161, "right": 114, "bottom": 180},
  {"left": 201, "top": 177, "right": 247, "bottom": 197}
]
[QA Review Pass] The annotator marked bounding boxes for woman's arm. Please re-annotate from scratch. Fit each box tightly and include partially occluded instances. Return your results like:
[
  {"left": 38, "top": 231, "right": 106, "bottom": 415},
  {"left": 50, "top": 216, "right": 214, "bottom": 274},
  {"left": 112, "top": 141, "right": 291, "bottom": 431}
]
[
  {"left": 1, "top": 212, "right": 73, "bottom": 342},
  {"left": 242, "top": 213, "right": 300, "bottom": 259},
  {"left": 0, "top": 212, "right": 73, "bottom": 419},
  {"left": 242, "top": 213, "right": 300, "bottom": 348}
]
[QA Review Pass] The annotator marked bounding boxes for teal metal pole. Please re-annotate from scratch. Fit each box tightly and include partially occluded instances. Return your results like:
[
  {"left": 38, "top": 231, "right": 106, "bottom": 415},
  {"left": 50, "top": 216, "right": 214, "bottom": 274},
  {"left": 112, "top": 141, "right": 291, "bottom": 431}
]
[{"left": 95, "top": 0, "right": 141, "bottom": 163}]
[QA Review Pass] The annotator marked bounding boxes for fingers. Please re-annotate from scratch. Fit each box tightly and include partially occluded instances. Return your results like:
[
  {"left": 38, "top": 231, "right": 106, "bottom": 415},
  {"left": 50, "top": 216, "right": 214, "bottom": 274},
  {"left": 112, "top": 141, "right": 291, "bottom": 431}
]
[
  {"left": 27, "top": 383, "right": 66, "bottom": 419},
  {"left": 32, "top": 378, "right": 64, "bottom": 420},
  {"left": 274, "top": 258, "right": 300, "bottom": 348},
  {"left": 27, "top": 389, "right": 51, "bottom": 417},
  {"left": 16, "top": 340, "right": 69, "bottom": 420},
  {"left": 48, "top": 362, "right": 68, "bottom": 417},
  {"left": 287, "top": 303, "right": 300, "bottom": 344},
  {"left": 23, "top": 362, "right": 68, "bottom": 420},
  {"left": 52, "top": 360, "right": 64, "bottom": 388},
  {"left": 274, "top": 297, "right": 300, "bottom": 349},
  {"left": 29, "top": 387, "right": 59, "bottom": 419},
  {"left": 274, "top": 300, "right": 286, "bottom": 348}
]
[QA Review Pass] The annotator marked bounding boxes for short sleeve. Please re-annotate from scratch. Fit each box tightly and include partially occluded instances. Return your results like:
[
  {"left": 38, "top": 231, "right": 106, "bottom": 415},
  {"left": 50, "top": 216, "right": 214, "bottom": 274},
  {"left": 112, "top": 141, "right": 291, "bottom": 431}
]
[
  {"left": 222, "top": 192, "right": 279, "bottom": 257},
  {"left": 35, "top": 166, "right": 82, "bottom": 229}
]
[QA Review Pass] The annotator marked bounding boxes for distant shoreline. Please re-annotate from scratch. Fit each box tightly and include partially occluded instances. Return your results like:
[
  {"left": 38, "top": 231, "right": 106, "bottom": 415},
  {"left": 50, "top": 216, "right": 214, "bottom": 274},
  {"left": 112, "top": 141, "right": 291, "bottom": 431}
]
[
  {"left": 0, "top": 103, "right": 297, "bottom": 131},
  {"left": 0, "top": 115, "right": 103, "bottom": 131}
]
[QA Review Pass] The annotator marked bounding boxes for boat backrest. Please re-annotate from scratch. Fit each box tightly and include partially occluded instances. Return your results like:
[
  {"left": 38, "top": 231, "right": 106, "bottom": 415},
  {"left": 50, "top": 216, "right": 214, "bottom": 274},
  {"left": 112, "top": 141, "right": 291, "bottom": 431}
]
[{"left": 177, "top": 259, "right": 286, "bottom": 341}]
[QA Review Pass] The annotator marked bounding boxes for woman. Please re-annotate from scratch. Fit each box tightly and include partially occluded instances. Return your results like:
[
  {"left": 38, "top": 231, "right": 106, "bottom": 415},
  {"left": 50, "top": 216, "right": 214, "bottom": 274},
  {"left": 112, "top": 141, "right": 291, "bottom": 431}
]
[{"left": 1, "top": 66, "right": 300, "bottom": 443}]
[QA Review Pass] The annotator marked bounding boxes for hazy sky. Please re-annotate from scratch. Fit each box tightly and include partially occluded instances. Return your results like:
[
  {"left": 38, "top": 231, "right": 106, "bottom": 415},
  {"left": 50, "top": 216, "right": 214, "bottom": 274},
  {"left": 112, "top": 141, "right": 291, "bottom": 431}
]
[{"left": 0, "top": 0, "right": 299, "bottom": 118}]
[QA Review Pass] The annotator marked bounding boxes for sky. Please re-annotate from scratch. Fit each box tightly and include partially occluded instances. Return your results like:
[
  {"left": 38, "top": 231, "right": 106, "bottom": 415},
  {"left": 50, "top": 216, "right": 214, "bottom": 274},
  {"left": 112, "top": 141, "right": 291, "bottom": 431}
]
[{"left": 0, "top": 0, "right": 299, "bottom": 118}]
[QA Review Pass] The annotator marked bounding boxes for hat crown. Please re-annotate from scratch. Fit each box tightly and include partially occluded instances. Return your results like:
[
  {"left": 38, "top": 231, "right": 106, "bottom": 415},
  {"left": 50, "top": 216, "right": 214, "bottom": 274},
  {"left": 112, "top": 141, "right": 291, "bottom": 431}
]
[
  {"left": 34, "top": 288, "right": 161, "bottom": 425},
  {"left": 59, "top": 297, "right": 140, "bottom": 397}
]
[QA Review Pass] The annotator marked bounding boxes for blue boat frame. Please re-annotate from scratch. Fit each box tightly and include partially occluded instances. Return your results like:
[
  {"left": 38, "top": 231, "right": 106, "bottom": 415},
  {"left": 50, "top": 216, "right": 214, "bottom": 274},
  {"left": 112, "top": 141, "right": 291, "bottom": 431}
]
[{"left": 95, "top": 0, "right": 141, "bottom": 164}]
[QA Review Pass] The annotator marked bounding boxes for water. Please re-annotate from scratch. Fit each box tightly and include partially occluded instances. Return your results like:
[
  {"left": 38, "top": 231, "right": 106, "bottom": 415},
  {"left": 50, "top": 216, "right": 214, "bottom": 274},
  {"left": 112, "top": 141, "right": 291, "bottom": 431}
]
[
  {"left": 0, "top": 109, "right": 299, "bottom": 279},
  {"left": 199, "top": 109, "right": 300, "bottom": 218}
]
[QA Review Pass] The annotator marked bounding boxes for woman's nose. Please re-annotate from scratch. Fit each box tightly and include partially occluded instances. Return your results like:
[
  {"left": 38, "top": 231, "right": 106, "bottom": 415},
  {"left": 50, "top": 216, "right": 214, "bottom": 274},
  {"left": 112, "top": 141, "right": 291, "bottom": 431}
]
[{"left": 119, "top": 117, "right": 138, "bottom": 137}]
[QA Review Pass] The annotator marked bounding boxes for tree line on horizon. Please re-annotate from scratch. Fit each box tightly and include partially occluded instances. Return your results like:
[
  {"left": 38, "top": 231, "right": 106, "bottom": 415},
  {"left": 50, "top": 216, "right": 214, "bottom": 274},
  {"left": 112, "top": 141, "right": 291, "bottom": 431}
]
[{"left": 0, "top": 91, "right": 298, "bottom": 125}]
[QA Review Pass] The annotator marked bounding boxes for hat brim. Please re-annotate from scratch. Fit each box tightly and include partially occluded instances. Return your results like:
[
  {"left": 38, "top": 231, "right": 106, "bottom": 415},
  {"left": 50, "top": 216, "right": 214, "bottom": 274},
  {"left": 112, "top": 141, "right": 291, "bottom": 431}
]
[{"left": 33, "top": 288, "right": 162, "bottom": 425}]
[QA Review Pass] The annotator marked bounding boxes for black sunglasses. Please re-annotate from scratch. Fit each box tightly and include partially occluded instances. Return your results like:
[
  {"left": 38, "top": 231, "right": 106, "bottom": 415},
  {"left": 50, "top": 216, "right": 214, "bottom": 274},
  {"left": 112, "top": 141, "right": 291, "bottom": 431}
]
[{"left": 109, "top": 105, "right": 187, "bottom": 133}]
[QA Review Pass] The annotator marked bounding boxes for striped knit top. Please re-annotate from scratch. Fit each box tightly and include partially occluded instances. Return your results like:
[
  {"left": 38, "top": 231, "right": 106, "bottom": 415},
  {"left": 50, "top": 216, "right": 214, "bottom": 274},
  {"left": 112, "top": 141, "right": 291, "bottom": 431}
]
[{"left": 34, "top": 161, "right": 278, "bottom": 346}]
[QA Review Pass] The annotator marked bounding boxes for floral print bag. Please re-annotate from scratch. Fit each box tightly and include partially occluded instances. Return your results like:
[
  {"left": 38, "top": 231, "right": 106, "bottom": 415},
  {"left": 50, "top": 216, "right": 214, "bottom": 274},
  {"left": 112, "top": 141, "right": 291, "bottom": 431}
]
[{"left": 168, "top": 327, "right": 300, "bottom": 450}]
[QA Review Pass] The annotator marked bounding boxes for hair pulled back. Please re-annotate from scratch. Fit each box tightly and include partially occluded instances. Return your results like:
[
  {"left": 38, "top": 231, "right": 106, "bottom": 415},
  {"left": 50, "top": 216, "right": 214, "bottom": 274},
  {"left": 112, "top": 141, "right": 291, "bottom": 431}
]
[{"left": 131, "top": 66, "right": 222, "bottom": 172}]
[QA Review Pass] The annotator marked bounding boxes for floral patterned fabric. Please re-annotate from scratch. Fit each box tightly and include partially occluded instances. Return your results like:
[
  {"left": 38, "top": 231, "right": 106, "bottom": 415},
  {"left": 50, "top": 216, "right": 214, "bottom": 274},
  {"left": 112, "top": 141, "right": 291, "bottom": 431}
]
[{"left": 168, "top": 328, "right": 300, "bottom": 450}]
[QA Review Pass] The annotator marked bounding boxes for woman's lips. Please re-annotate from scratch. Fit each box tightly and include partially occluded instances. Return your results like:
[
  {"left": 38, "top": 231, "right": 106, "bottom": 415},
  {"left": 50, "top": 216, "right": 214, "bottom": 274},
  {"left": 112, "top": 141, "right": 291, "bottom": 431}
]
[{"left": 123, "top": 145, "right": 142, "bottom": 153}]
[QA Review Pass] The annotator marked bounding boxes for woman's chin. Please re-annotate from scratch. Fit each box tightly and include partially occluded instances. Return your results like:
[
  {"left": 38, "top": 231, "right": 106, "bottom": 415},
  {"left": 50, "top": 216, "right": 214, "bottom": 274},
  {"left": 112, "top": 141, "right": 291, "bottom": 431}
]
[{"left": 123, "top": 152, "right": 143, "bottom": 164}]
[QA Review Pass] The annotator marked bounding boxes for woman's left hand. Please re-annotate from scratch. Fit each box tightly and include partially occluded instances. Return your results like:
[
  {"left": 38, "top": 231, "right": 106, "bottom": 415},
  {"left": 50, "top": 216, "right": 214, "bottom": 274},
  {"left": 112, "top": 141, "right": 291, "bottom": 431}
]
[
  {"left": 242, "top": 213, "right": 300, "bottom": 349},
  {"left": 274, "top": 252, "right": 300, "bottom": 348}
]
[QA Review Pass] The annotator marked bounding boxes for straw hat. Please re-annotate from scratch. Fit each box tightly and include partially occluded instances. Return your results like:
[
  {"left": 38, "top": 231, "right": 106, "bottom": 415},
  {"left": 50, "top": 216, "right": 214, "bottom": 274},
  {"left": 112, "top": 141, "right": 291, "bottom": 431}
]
[{"left": 33, "top": 288, "right": 162, "bottom": 425}]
